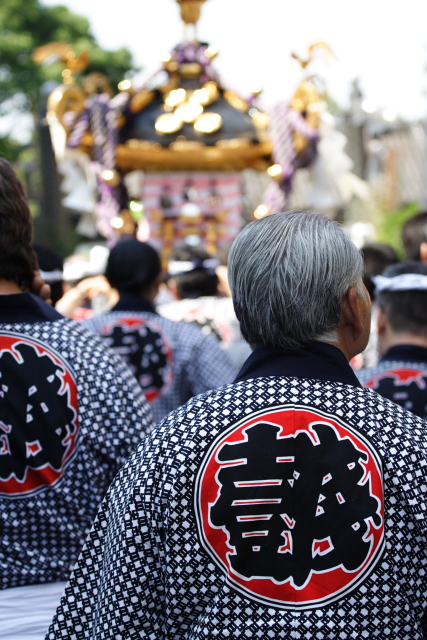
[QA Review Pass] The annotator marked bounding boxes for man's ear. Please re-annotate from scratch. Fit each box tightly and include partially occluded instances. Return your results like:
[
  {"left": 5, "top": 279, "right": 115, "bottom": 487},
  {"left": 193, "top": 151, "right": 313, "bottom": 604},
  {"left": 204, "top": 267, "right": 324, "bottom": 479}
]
[
  {"left": 341, "top": 286, "right": 364, "bottom": 341},
  {"left": 420, "top": 242, "right": 427, "bottom": 264}
]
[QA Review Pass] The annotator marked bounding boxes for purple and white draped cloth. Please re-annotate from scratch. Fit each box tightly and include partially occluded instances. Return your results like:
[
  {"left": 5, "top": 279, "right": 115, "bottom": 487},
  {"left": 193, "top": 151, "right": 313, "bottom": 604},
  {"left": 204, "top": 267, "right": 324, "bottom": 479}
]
[
  {"left": 67, "top": 93, "right": 123, "bottom": 240},
  {"left": 264, "top": 103, "right": 319, "bottom": 213}
]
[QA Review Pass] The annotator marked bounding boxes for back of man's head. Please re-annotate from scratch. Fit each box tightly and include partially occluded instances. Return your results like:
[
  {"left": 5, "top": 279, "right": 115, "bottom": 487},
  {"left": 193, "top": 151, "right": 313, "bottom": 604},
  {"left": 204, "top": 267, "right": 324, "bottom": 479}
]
[
  {"left": 228, "top": 210, "right": 364, "bottom": 349},
  {"left": 0, "top": 158, "right": 38, "bottom": 290},
  {"left": 168, "top": 246, "right": 219, "bottom": 299},
  {"left": 401, "top": 211, "right": 427, "bottom": 261},
  {"left": 377, "top": 262, "right": 427, "bottom": 337},
  {"left": 106, "top": 239, "right": 161, "bottom": 296}
]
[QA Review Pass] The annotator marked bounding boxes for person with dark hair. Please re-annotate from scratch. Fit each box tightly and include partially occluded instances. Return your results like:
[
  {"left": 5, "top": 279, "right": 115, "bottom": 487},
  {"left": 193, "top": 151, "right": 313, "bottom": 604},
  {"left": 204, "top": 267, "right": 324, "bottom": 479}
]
[
  {"left": 356, "top": 243, "right": 400, "bottom": 369},
  {"left": 49, "top": 211, "right": 427, "bottom": 640},
  {"left": 0, "top": 159, "right": 154, "bottom": 638},
  {"left": 401, "top": 211, "right": 427, "bottom": 262},
  {"left": 358, "top": 262, "right": 427, "bottom": 418},
  {"left": 361, "top": 242, "right": 400, "bottom": 302},
  {"left": 33, "top": 245, "right": 64, "bottom": 307},
  {"left": 0, "top": 159, "right": 38, "bottom": 290},
  {"left": 159, "top": 246, "right": 251, "bottom": 368},
  {"left": 84, "top": 238, "right": 237, "bottom": 424},
  {"left": 167, "top": 246, "right": 220, "bottom": 299}
]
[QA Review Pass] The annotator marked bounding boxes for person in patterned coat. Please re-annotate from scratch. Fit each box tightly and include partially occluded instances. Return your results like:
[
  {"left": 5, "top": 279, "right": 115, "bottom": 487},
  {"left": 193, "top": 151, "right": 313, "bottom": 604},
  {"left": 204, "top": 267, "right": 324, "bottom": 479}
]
[
  {"left": 83, "top": 239, "right": 237, "bottom": 425},
  {"left": 48, "top": 211, "right": 427, "bottom": 639},
  {"left": 358, "top": 262, "right": 427, "bottom": 419},
  {"left": 159, "top": 245, "right": 251, "bottom": 369},
  {"left": 0, "top": 159, "right": 154, "bottom": 639}
]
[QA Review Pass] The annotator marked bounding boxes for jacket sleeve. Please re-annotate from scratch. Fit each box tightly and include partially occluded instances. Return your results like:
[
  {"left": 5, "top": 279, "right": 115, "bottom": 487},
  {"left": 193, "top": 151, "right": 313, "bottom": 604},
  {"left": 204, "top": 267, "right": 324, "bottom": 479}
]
[
  {"left": 47, "top": 423, "right": 177, "bottom": 640},
  {"left": 186, "top": 329, "right": 238, "bottom": 397},
  {"left": 72, "top": 327, "right": 155, "bottom": 484}
]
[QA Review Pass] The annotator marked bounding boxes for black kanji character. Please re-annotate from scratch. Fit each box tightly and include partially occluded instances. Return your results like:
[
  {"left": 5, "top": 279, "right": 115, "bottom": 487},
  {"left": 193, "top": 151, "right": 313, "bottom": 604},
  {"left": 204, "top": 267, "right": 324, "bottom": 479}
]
[
  {"left": 372, "top": 374, "right": 427, "bottom": 419},
  {"left": 210, "top": 421, "right": 381, "bottom": 587},
  {"left": 0, "top": 342, "right": 77, "bottom": 483},
  {"left": 103, "top": 323, "right": 169, "bottom": 396}
]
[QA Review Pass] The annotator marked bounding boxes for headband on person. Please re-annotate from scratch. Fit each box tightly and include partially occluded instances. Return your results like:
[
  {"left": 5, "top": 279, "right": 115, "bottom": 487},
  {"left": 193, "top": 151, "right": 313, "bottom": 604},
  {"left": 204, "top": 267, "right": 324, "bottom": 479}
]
[
  {"left": 168, "top": 258, "right": 220, "bottom": 277},
  {"left": 39, "top": 269, "right": 63, "bottom": 284},
  {"left": 373, "top": 273, "right": 427, "bottom": 294}
]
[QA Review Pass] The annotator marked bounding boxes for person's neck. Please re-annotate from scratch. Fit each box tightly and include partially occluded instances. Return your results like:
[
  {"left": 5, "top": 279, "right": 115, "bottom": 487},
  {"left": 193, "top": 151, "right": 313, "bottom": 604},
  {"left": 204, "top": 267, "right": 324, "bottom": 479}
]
[
  {"left": 319, "top": 327, "right": 365, "bottom": 363},
  {"left": 120, "top": 290, "right": 156, "bottom": 303},
  {"left": 0, "top": 279, "right": 22, "bottom": 295},
  {"left": 380, "top": 332, "right": 427, "bottom": 354}
]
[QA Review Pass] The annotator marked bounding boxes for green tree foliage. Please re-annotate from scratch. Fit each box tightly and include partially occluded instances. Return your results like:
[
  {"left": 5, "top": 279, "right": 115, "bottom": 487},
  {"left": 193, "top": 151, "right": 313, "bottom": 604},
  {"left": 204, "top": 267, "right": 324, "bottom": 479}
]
[
  {"left": 376, "top": 202, "right": 420, "bottom": 259},
  {"left": 0, "top": 0, "right": 135, "bottom": 252},
  {"left": 0, "top": 0, "right": 134, "bottom": 117},
  {"left": 0, "top": 135, "right": 22, "bottom": 162}
]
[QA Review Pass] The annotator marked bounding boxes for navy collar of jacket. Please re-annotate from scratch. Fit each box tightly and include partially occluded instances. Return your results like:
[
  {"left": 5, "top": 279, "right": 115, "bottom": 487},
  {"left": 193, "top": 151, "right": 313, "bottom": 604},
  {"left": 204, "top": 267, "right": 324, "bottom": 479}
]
[
  {"left": 0, "top": 292, "right": 63, "bottom": 323},
  {"left": 235, "top": 341, "right": 362, "bottom": 388},
  {"left": 112, "top": 294, "right": 157, "bottom": 315},
  {"left": 381, "top": 344, "right": 427, "bottom": 365}
]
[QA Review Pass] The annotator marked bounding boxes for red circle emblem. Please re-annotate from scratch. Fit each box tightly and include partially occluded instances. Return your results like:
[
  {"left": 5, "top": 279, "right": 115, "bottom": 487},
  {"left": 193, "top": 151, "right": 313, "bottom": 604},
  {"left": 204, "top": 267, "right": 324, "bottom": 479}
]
[
  {"left": 366, "top": 367, "right": 427, "bottom": 391},
  {"left": 100, "top": 316, "right": 174, "bottom": 403},
  {"left": 195, "top": 405, "right": 384, "bottom": 609},
  {"left": 0, "top": 333, "right": 79, "bottom": 497}
]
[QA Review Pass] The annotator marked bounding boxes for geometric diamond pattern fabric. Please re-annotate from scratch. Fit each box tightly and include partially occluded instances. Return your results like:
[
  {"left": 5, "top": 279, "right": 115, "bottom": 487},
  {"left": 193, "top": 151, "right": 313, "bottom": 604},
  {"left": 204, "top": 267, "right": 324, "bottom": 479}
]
[
  {"left": 158, "top": 295, "right": 243, "bottom": 345},
  {"left": 358, "top": 357, "right": 427, "bottom": 419},
  {"left": 85, "top": 311, "right": 237, "bottom": 425},
  {"left": 48, "top": 376, "right": 427, "bottom": 639},
  {"left": 0, "top": 317, "right": 154, "bottom": 590}
]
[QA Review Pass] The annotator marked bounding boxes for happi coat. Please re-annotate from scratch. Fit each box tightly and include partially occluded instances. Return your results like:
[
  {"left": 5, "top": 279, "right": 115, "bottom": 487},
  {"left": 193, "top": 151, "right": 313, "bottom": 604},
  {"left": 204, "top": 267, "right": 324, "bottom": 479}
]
[
  {"left": 358, "top": 344, "right": 427, "bottom": 419},
  {"left": 0, "top": 293, "right": 153, "bottom": 591},
  {"left": 48, "top": 342, "right": 427, "bottom": 639},
  {"left": 84, "top": 295, "right": 237, "bottom": 424},
  {"left": 158, "top": 296, "right": 251, "bottom": 369}
]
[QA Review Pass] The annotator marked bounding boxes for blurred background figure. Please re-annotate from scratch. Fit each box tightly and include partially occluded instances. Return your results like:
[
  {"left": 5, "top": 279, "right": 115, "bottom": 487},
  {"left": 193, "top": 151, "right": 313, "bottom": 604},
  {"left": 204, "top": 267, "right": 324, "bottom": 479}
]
[
  {"left": 0, "top": 159, "right": 153, "bottom": 639},
  {"left": 83, "top": 239, "right": 237, "bottom": 424},
  {"left": 353, "top": 242, "right": 400, "bottom": 370},
  {"left": 55, "top": 245, "right": 117, "bottom": 320},
  {"left": 362, "top": 243, "right": 400, "bottom": 302},
  {"left": 402, "top": 211, "right": 427, "bottom": 263},
  {"left": 159, "top": 246, "right": 251, "bottom": 368},
  {"left": 33, "top": 245, "right": 64, "bottom": 306},
  {"left": 358, "top": 262, "right": 427, "bottom": 418},
  {"left": 55, "top": 274, "right": 118, "bottom": 321}
]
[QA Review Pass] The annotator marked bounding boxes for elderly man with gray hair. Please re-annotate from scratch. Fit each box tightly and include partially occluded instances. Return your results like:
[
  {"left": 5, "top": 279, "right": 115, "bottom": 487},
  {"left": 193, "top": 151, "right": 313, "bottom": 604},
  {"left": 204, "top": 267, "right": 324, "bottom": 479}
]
[{"left": 48, "top": 211, "right": 427, "bottom": 640}]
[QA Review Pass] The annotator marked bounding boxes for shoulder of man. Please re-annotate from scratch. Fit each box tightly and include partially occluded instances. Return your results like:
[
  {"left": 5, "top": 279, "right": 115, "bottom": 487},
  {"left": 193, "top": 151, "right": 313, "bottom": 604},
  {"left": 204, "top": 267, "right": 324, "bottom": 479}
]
[
  {"left": 1, "top": 316, "right": 154, "bottom": 440},
  {"left": 142, "top": 374, "right": 426, "bottom": 471}
]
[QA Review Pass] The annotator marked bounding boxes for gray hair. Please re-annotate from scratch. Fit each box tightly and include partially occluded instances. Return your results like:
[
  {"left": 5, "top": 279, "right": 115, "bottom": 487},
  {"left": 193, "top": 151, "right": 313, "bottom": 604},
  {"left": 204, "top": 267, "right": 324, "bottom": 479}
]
[{"left": 228, "top": 210, "right": 364, "bottom": 349}]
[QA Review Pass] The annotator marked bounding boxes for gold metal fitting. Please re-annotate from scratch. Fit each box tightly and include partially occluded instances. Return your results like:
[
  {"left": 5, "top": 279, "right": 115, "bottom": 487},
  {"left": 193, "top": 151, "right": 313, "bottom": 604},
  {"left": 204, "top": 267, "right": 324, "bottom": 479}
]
[{"left": 177, "top": 0, "right": 207, "bottom": 25}]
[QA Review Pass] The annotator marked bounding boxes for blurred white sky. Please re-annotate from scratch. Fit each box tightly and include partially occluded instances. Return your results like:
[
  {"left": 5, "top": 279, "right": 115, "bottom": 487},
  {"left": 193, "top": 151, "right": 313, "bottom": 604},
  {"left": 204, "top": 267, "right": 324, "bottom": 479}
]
[{"left": 41, "top": 0, "right": 427, "bottom": 121}]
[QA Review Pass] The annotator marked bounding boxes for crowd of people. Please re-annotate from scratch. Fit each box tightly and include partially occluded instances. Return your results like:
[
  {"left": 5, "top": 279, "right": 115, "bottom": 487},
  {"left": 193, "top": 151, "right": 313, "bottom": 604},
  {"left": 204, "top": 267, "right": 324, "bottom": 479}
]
[{"left": 2, "top": 156, "right": 427, "bottom": 639}]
